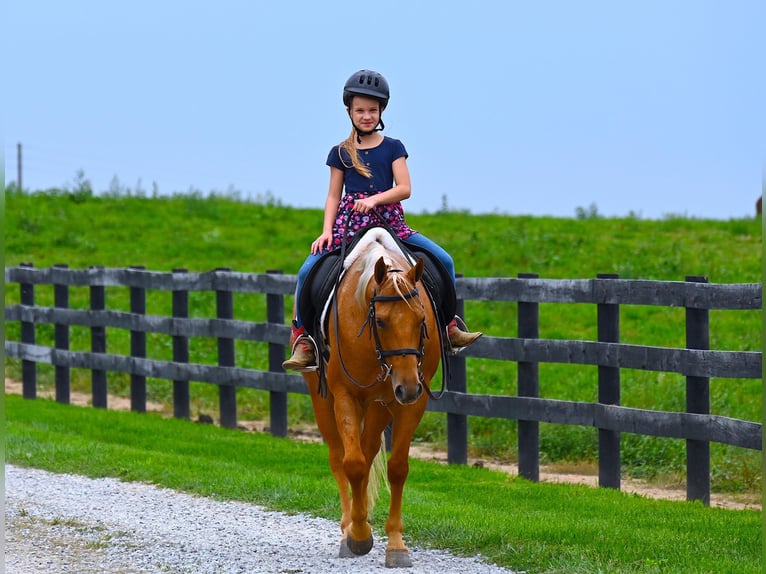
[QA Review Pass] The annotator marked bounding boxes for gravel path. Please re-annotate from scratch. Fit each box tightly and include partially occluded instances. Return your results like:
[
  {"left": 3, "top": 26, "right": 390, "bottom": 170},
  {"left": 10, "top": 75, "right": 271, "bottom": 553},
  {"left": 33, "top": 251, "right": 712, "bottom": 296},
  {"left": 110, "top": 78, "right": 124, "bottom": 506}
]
[{"left": 5, "top": 465, "right": 518, "bottom": 573}]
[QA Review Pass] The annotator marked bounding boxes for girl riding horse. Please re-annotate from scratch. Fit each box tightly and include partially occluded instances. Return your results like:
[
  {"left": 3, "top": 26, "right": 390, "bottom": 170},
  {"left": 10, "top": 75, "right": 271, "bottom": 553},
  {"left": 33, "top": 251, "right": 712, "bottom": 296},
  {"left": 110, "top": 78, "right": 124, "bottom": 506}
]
[{"left": 283, "top": 69, "right": 481, "bottom": 371}]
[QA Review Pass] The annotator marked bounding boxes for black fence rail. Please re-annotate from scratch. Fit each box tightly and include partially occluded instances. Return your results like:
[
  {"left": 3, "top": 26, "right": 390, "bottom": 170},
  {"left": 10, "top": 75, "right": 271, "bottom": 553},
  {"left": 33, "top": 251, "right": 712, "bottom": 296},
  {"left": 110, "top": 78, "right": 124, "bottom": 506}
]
[{"left": 4, "top": 264, "right": 762, "bottom": 506}]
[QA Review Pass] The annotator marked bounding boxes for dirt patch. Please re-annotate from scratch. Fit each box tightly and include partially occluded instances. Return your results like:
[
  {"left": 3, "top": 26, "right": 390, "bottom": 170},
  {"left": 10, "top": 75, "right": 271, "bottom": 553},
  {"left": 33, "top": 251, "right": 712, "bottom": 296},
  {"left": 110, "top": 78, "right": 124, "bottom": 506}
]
[
  {"left": 406, "top": 445, "right": 761, "bottom": 511},
  {"left": 5, "top": 378, "right": 167, "bottom": 414},
  {"left": 6, "top": 379, "right": 760, "bottom": 511}
]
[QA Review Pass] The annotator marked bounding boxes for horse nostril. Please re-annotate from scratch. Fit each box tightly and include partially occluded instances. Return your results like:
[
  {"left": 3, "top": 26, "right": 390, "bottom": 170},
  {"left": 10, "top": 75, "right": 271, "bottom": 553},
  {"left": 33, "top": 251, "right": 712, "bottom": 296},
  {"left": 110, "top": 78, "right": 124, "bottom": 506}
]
[
  {"left": 395, "top": 385, "right": 405, "bottom": 401},
  {"left": 416, "top": 383, "right": 423, "bottom": 399}
]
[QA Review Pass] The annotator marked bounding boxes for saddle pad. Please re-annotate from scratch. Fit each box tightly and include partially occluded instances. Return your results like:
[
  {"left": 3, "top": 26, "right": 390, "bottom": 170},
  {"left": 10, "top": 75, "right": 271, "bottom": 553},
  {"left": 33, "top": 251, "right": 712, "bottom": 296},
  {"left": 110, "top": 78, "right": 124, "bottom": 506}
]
[{"left": 298, "top": 250, "right": 342, "bottom": 341}]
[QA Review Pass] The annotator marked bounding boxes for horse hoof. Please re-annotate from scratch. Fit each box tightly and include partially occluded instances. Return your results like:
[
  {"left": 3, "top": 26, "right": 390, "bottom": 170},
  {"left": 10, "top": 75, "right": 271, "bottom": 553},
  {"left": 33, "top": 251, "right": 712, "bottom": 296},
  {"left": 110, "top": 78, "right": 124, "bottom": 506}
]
[
  {"left": 385, "top": 548, "right": 413, "bottom": 568},
  {"left": 346, "top": 533, "right": 374, "bottom": 556}
]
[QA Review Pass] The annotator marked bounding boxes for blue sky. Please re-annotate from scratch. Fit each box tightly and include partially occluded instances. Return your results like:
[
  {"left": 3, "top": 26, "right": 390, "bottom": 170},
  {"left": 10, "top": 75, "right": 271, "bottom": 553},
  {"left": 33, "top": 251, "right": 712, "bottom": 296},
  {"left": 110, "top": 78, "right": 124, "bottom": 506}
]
[{"left": 4, "top": 1, "right": 764, "bottom": 219}]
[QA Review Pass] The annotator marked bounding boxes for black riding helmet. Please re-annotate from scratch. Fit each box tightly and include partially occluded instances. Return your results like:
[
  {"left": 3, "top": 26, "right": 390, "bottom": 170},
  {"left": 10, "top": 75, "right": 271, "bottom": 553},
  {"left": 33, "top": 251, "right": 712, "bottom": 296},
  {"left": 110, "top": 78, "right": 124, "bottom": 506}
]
[
  {"left": 342, "top": 69, "right": 390, "bottom": 110},
  {"left": 343, "top": 70, "right": 389, "bottom": 141}
]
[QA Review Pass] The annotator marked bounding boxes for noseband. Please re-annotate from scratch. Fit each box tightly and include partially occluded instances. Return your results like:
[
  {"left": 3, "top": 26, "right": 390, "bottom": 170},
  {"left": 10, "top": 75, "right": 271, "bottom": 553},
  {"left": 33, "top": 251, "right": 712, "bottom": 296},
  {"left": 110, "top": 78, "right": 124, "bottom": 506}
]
[{"left": 336, "top": 270, "right": 428, "bottom": 390}]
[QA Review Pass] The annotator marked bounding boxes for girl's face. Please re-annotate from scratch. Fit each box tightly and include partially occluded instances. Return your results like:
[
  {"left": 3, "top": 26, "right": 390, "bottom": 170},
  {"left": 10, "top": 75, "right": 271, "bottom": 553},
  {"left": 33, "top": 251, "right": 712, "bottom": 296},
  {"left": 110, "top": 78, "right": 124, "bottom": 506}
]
[{"left": 348, "top": 96, "right": 381, "bottom": 132}]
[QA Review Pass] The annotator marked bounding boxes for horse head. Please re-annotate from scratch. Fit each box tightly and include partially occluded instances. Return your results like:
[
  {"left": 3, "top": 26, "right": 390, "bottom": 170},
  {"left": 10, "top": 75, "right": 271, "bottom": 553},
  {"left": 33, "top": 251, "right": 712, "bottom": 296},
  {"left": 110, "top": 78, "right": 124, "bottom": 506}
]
[{"left": 369, "top": 255, "right": 427, "bottom": 405}]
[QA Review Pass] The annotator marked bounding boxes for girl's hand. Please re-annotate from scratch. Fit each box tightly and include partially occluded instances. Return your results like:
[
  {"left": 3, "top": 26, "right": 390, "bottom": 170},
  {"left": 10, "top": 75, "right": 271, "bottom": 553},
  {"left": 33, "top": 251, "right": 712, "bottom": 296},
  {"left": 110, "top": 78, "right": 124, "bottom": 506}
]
[
  {"left": 311, "top": 232, "right": 332, "bottom": 255},
  {"left": 353, "top": 197, "right": 377, "bottom": 214}
]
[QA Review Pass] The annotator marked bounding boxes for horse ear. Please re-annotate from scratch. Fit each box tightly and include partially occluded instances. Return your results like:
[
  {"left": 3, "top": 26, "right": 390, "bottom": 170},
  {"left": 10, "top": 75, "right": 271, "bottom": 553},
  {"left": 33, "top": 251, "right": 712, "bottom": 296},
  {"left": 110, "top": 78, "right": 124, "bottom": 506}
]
[
  {"left": 374, "top": 256, "right": 388, "bottom": 284},
  {"left": 410, "top": 257, "right": 425, "bottom": 283}
]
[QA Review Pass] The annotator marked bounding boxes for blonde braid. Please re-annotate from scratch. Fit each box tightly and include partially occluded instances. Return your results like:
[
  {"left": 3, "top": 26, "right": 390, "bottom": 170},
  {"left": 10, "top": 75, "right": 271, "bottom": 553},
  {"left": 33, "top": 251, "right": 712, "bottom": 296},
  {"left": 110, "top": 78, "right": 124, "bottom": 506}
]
[{"left": 340, "top": 127, "right": 372, "bottom": 178}]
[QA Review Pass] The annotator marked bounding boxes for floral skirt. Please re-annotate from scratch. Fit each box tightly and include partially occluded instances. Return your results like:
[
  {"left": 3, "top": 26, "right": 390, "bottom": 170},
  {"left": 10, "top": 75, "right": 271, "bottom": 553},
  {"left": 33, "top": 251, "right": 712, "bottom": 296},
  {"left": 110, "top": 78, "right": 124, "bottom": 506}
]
[{"left": 330, "top": 192, "right": 415, "bottom": 249}]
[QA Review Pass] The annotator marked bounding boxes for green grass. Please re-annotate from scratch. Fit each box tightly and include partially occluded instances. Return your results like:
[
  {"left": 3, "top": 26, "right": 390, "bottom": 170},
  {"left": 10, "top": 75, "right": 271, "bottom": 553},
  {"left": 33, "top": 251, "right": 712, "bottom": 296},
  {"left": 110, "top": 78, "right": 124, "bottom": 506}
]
[
  {"left": 4, "top": 188, "right": 762, "bottom": 493},
  {"left": 5, "top": 395, "right": 761, "bottom": 574}
]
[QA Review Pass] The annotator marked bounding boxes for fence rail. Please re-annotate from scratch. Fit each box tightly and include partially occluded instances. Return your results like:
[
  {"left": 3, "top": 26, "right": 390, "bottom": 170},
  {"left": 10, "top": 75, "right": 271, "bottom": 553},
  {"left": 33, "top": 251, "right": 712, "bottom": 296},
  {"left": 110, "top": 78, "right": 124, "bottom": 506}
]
[{"left": 4, "top": 264, "right": 762, "bottom": 505}]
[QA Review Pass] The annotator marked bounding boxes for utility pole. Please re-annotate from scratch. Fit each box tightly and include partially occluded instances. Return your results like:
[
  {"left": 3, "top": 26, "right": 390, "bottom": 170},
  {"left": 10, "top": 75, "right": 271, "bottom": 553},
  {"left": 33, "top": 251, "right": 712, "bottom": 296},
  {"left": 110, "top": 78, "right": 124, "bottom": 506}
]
[{"left": 17, "top": 142, "right": 22, "bottom": 191}]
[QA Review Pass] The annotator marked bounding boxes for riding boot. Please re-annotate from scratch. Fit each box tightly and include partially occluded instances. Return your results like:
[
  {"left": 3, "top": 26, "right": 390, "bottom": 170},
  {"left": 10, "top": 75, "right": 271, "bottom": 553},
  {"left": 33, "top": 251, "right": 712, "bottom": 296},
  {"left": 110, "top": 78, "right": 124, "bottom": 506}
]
[
  {"left": 447, "top": 317, "right": 482, "bottom": 349},
  {"left": 282, "top": 322, "right": 317, "bottom": 372}
]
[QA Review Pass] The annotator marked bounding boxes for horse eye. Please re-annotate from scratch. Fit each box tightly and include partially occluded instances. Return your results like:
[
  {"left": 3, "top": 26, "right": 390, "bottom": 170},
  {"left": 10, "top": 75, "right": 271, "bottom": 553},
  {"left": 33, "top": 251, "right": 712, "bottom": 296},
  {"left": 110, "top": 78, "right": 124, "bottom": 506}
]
[{"left": 376, "top": 319, "right": 385, "bottom": 328}]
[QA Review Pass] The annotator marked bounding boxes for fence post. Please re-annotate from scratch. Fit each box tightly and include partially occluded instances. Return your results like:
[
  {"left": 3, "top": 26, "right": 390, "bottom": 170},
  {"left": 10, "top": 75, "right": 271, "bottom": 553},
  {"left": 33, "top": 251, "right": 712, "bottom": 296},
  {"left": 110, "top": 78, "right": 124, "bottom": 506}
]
[
  {"left": 53, "top": 264, "right": 70, "bottom": 404},
  {"left": 130, "top": 266, "right": 147, "bottom": 413},
  {"left": 267, "top": 269, "right": 288, "bottom": 438},
  {"left": 20, "top": 262, "right": 37, "bottom": 399},
  {"left": 597, "top": 273, "right": 621, "bottom": 489},
  {"left": 517, "top": 272, "right": 540, "bottom": 482},
  {"left": 216, "top": 268, "right": 237, "bottom": 429},
  {"left": 685, "top": 275, "right": 710, "bottom": 505},
  {"left": 447, "top": 273, "right": 468, "bottom": 465},
  {"left": 172, "top": 269, "right": 190, "bottom": 420},
  {"left": 90, "top": 266, "right": 107, "bottom": 408}
]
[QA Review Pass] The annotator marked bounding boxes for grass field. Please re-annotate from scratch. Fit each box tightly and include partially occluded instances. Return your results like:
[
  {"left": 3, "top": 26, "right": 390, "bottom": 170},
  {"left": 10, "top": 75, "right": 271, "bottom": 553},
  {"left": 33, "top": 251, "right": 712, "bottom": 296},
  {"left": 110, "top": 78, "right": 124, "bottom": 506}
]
[
  {"left": 3, "top": 188, "right": 762, "bottom": 493},
  {"left": 4, "top": 395, "right": 761, "bottom": 574}
]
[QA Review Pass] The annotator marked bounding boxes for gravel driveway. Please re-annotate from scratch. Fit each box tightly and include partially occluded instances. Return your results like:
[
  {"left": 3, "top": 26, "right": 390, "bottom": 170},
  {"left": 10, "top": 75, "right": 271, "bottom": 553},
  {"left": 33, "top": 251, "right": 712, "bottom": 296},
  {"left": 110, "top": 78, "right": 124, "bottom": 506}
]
[{"left": 5, "top": 465, "right": 518, "bottom": 573}]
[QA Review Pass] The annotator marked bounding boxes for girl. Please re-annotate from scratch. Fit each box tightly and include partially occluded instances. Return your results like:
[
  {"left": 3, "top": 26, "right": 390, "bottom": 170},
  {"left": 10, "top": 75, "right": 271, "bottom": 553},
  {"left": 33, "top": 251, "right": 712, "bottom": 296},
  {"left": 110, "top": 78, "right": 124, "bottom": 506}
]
[{"left": 283, "top": 69, "right": 481, "bottom": 371}]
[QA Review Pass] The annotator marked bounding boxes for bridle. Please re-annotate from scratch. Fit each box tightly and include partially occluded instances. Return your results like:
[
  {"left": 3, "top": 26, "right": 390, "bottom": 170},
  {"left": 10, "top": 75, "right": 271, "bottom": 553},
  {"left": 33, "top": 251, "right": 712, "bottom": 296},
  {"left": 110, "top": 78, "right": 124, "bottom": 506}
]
[
  {"left": 326, "top": 209, "right": 448, "bottom": 400},
  {"left": 335, "top": 269, "right": 428, "bottom": 391}
]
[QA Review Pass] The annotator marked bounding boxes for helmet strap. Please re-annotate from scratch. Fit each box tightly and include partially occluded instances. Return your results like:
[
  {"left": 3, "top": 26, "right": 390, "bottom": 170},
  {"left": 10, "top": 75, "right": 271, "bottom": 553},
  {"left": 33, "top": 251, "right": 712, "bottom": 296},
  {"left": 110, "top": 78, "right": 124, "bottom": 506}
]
[{"left": 351, "top": 117, "right": 385, "bottom": 144}]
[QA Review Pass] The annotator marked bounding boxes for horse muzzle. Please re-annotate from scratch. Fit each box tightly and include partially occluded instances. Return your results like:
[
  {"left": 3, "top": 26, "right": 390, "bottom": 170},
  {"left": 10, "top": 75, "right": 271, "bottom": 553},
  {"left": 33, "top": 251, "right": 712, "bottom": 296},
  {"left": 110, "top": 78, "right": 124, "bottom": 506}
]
[{"left": 392, "top": 370, "right": 424, "bottom": 405}]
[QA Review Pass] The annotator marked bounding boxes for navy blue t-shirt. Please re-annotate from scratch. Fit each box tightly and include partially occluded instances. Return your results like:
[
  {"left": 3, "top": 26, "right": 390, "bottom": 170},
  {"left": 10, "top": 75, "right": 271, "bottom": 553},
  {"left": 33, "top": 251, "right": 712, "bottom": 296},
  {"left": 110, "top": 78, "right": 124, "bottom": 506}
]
[{"left": 326, "top": 137, "right": 408, "bottom": 195}]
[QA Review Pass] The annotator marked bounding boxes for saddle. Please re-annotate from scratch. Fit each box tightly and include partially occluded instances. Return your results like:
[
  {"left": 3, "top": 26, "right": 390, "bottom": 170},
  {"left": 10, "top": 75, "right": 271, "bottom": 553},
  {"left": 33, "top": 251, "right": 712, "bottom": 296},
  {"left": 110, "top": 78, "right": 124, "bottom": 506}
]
[{"left": 298, "top": 227, "right": 456, "bottom": 349}]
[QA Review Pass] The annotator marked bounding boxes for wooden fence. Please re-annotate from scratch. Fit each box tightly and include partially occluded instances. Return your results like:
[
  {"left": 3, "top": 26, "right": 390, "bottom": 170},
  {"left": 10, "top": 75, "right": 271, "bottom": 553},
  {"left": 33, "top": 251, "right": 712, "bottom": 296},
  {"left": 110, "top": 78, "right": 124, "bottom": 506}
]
[{"left": 4, "top": 264, "right": 762, "bottom": 506}]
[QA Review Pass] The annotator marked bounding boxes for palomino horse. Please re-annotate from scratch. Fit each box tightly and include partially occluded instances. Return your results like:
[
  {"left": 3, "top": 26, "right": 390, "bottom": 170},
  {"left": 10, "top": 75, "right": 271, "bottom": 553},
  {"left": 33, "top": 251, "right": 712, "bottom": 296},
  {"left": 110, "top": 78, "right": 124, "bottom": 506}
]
[{"left": 302, "top": 228, "right": 440, "bottom": 568}]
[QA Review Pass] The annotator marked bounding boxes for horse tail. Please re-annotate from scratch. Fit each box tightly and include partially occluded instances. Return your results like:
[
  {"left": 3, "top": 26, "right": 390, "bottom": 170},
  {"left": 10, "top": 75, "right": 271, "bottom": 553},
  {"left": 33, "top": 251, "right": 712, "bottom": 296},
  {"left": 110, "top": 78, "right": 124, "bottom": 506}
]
[{"left": 366, "top": 432, "right": 390, "bottom": 519}]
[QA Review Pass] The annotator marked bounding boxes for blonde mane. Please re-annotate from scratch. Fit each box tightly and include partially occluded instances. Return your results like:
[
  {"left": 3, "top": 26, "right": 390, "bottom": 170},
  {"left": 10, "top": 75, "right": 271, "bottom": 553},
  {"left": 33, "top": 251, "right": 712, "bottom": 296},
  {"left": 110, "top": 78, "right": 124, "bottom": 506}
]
[{"left": 342, "top": 229, "right": 416, "bottom": 309}]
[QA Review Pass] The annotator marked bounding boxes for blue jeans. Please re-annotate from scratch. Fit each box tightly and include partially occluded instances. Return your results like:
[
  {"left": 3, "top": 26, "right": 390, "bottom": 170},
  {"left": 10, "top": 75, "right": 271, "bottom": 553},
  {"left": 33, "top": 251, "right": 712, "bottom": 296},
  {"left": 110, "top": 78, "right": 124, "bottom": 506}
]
[{"left": 293, "top": 232, "right": 456, "bottom": 327}]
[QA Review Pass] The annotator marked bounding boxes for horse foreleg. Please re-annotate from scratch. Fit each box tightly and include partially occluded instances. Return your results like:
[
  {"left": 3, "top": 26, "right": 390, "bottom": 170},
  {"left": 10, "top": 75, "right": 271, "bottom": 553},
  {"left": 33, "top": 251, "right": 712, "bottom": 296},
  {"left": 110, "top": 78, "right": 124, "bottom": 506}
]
[
  {"left": 334, "top": 452, "right": 357, "bottom": 559},
  {"left": 306, "top": 382, "right": 354, "bottom": 555},
  {"left": 385, "top": 442, "right": 409, "bottom": 557},
  {"left": 320, "top": 434, "right": 361, "bottom": 560},
  {"left": 383, "top": 400, "right": 427, "bottom": 568},
  {"left": 333, "top": 392, "right": 374, "bottom": 556},
  {"left": 329, "top": 443, "right": 352, "bottom": 536}
]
